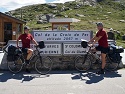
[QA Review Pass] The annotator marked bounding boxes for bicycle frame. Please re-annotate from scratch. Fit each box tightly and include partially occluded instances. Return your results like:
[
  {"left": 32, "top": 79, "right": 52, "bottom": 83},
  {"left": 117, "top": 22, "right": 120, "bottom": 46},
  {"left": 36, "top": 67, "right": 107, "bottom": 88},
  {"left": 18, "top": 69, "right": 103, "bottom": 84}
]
[{"left": 84, "top": 46, "right": 101, "bottom": 64}]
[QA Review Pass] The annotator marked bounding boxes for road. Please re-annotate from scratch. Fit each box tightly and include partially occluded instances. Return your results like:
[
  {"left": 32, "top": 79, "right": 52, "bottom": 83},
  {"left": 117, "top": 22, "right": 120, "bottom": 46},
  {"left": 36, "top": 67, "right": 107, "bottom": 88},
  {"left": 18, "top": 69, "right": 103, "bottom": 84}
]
[
  {"left": 0, "top": 69, "right": 125, "bottom": 94},
  {"left": 0, "top": 50, "right": 125, "bottom": 94}
]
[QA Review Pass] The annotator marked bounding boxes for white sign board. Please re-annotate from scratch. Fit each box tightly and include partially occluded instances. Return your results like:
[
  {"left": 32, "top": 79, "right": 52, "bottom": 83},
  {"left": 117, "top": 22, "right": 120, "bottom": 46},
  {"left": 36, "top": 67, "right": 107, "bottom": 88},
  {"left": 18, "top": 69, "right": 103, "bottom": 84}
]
[
  {"left": 31, "top": 43, "right": 62, "bottom": 55},
  {"left": 32, "top": 31, "right": 92, "bottom": 42},
  {"left": 63, "top": 43, "right": 88, "bottom": 55}
]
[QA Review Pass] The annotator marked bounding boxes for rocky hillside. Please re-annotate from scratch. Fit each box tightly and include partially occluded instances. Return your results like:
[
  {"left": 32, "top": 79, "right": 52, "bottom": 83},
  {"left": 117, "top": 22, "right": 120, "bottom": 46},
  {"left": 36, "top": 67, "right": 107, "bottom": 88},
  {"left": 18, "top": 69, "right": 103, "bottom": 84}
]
[{"left": 5, "top": 0, "right": 125, "bottom": 33}]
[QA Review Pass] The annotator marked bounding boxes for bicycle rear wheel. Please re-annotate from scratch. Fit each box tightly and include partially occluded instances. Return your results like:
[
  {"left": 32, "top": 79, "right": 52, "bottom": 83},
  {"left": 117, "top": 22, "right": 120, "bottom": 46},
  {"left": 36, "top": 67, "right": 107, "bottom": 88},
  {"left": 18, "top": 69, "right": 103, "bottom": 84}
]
[
  {"left": 35, "top": 56, "right": 53, "bottom": 75},
  {"left": 7, "top": 55, "right": 23, "bottom": 73},
  {"left": 75, "top": 55, "right": 91, "bottom": 72},
  {"left": 105, "top": 55, "right": 119, "bottom": 71}
]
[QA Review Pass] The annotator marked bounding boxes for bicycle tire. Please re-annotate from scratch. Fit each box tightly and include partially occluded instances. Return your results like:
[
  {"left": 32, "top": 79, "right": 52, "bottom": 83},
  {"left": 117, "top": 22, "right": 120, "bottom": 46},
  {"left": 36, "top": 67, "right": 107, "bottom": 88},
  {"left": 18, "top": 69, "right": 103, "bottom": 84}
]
[
  {"left": 7, "top": 55, "right": 23, "bottom": 73},
  {"left": 75, "top": 55, "right": 91, "bottom": 72},
  {"left": 35, "top": 56, "right": 53, "bottom": 75},
  {"left": 105, "top": 55, "right": 119, "bottom": 71}
]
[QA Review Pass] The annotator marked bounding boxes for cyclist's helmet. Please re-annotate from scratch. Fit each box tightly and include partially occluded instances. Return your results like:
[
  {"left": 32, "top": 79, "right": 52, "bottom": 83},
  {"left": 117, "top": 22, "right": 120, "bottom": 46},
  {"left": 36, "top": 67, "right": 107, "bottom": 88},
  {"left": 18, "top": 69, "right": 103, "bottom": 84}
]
[
  {"left": 24, "top": 26, "right": 30, "bottom": 30},
  {"left": 81, "top": 40, "right": 88, "bottom": 48}
]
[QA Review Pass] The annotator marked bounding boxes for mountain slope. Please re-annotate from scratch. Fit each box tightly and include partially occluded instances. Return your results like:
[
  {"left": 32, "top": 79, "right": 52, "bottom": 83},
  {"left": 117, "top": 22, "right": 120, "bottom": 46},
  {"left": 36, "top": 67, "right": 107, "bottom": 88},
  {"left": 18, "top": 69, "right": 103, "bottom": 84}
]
[{"left": 7, "top": 0, "right": 125, "bottom": 32}]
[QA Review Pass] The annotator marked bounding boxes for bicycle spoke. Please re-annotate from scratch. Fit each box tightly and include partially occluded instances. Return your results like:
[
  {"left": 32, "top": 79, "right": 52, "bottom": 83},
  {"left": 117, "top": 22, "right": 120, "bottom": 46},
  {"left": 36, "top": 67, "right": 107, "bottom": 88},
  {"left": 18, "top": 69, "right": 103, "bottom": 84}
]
[
  {"left": 75, "top": 55, "right": 91, "bottom": 72},
  {"left": 105, "top": 55, "right": 119, "bottom": 71},
  {"left": 35, "top": 56, "right": 53, "bottom": 75},
  {"left": 8, "top": 56, "right": 23, "bottom": 73}
]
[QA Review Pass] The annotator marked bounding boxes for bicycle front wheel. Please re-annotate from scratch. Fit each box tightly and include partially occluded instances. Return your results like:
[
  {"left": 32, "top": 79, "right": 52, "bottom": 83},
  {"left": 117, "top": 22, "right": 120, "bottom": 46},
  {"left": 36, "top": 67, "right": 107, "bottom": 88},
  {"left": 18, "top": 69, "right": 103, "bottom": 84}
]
[
  {"left": 75, "top": 55, "right": 91, "bottom": 72},
  {"left": 35, "top": 56, "right": 53, "bottom": 75},
  {"left": 105, "top": 55, "right": 119, "bottom": 71},
  {"left": 7, "top": 55, "right": 23, "bottom": 73}
]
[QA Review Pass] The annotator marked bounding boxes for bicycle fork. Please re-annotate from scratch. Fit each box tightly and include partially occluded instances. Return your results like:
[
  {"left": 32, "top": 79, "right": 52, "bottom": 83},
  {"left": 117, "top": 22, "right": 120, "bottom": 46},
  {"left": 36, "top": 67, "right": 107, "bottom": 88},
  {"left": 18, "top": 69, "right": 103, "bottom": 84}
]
[{"left": 82, "top": 53, "right": 89, "bottom": 64}]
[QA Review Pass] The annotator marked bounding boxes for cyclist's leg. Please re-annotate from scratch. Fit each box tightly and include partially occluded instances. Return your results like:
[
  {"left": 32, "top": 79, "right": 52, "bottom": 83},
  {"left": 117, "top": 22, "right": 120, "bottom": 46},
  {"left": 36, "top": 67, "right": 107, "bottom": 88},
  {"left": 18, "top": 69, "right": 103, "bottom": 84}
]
[
  {"left": 22, "top": 48, "right": 33, "bottom": 73},
  {"left": 27, "top": 49, "right": 33, "bottom": 60},
  {"left": 101, "top": 53, "right": 106, "bottom": 69},
  {"left": 22, "top": 48, "right": 33, "bottom": 63},
  {"left": 96, "top": 46, "right": 109, "bottom": 74}
]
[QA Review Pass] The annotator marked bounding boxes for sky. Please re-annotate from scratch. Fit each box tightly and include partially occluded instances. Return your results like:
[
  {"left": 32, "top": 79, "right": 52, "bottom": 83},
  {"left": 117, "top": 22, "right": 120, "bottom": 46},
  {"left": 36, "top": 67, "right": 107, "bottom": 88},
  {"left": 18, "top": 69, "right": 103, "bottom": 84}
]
[{"left": 0, "top": 0, "right": 75, "bottom": 13}]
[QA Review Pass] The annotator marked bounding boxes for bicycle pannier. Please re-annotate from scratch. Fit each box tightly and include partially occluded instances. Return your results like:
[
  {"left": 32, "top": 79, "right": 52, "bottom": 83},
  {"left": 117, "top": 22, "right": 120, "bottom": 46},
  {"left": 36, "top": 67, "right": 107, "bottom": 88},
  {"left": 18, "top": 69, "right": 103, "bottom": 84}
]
[
  {"left": 110, "top": 44, "right": 124, "bottom": 53},
  {"left": 7, "top": 45, "right": 17, "bottom": 61},
  {"left": 38, "top": 41, "right": 45, "bottom": 49},
  {"left": 108, "top": 53, "right": 122, "bottom": 63}
]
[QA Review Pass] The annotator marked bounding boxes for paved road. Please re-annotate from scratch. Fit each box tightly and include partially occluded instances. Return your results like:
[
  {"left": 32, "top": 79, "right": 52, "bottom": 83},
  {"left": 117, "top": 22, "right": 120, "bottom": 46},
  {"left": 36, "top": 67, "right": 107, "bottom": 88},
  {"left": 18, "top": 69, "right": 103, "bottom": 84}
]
[
  {"left": 0, "top": 50, "right": 125, "bottom": 94},
  {"left": 0, "top": 69, "right": 125, "bottom": 94}
]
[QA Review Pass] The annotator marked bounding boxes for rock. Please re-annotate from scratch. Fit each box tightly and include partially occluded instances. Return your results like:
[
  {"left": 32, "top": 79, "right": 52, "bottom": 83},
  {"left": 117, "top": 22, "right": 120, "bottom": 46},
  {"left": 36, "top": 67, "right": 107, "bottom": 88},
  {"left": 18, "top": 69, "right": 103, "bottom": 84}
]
[
  {"left": 107, "top": 12, "right": 112, "bottom": 14},
  {"left": 64, "top": 7, "right": 70, "bottom": 11},
  {"left": 37, "top": 20, "right": 47, "bottom": 24},
  {"left": 119, "top": 20, "right": 125, "bottom": 23},
  {"left": 46, "top": 14, "right": 55, "bottom": 22},
  {"left": 84, "top": 1, "right": 92, "bottom": 6},
  {"left": 64, "top": 15, "right": 68, "bottom": 18},
  {"left": 75, "top": 14, "right": 85, "bottom": 17},
  {"left": 103, "top": 15, "right": 108, "bottom": 17},
  {"left": 36, "top": 14, "right": 55, "bottom": 22},
  {"left": 47, "top": 3, "right": 57, "bottom": 8},
  {"left": 74, "top": 5, "right": 81, "bottom": 9}
]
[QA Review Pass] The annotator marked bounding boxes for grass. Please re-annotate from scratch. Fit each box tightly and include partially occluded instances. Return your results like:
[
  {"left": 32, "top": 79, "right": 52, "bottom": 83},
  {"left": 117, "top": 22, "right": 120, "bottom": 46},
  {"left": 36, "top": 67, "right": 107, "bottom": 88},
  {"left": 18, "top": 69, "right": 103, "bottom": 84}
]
[{"left": 116, "top": 40, "right": 125, "bottom": 48}]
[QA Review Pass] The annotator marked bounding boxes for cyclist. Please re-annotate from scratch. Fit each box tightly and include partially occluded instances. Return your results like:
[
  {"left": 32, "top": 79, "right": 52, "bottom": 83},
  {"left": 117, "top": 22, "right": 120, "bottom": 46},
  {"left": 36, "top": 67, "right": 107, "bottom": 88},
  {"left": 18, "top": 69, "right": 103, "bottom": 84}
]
[
  {"left": 17, "top": 26, "right": 38, "bottom": 73},
  {"left": 89, "top": 22, "right": 109, "bottom": 74}
]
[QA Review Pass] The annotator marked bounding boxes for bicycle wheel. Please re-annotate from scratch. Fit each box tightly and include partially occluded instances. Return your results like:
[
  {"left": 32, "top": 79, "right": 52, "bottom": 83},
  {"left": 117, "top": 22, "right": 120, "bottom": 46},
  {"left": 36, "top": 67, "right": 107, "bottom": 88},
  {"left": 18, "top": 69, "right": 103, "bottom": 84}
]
[
  {"left": 75, "top": 54, "right": 92, "bottom": 72},
  {"left": 7, "top": 55, "right": 23, "bottom": 73},
  {"left": 105, "top": 55, "right": 119, "bottom": 71},
  {"left": 35, "top": 56, "right": 53, "bottom": 75}
]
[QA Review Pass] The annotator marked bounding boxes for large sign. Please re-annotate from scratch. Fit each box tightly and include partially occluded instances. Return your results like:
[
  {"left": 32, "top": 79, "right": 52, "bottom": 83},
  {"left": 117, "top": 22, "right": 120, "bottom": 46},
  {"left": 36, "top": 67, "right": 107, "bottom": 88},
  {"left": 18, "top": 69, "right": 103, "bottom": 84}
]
[{"left": 32, "top": 30, "right": 93, "bottom": 42}]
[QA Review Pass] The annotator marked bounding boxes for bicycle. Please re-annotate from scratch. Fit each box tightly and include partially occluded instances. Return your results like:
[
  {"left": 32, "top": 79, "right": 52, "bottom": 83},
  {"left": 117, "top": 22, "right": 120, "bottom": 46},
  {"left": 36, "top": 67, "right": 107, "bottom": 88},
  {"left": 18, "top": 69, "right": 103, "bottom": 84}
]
[
  {"left": 3, "top": 43, "right": 53, "bottom": 75},
  {"left": 75, "top": 40, "right": 119, "bottom": 72}
]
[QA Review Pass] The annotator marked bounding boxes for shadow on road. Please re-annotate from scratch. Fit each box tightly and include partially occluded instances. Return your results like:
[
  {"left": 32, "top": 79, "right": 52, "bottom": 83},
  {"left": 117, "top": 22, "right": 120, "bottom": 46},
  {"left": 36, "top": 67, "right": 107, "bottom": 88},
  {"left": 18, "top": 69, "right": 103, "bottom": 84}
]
[
  {"left": 0, "top": 71, "right": 49, "bottom": 83},
  {"left": 71, "top": 70, "right": 122, "bottom": 84}
]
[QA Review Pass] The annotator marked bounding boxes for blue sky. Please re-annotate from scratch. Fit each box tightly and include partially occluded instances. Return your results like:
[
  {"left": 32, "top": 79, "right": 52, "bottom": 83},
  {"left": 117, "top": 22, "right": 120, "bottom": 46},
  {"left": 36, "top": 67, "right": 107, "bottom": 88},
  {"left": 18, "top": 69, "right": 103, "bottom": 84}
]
[{"left": 0, "top": 0, "right": 75, "bottom": 13}]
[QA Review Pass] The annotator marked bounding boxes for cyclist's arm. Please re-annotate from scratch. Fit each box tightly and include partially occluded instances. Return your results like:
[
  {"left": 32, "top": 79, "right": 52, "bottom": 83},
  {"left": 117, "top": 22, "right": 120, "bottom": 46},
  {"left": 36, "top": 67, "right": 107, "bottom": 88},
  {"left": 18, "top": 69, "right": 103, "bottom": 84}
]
[
  {"left": 92, "top": 36, "right": 102, "bottom": 46},
  {"left": 89, "top": 36, "right": 97, "bottom": 43},
  {"left": 32, "top": 39, "right": 38, "bottom": 46}
]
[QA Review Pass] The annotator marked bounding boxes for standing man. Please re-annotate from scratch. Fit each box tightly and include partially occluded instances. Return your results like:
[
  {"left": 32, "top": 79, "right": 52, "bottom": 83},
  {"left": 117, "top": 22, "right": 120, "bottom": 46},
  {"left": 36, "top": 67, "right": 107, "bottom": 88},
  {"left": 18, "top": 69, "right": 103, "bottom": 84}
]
[
  {"left": 89, "top": 22, "right": 109, "bottom": 74},
  {"left": 17, "top": 26, "right": 38, "bottom": 72}
]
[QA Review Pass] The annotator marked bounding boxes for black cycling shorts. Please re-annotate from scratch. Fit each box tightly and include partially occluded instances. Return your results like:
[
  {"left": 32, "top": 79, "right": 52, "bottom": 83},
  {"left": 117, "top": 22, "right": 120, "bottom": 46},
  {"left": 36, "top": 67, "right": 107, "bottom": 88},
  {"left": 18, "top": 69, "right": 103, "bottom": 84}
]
[
  {"left": 21, "top": 48, "right": 28, "bottom": 54},
  {"left": 95, "top": 46, "right": 109, "bottom": 54}
]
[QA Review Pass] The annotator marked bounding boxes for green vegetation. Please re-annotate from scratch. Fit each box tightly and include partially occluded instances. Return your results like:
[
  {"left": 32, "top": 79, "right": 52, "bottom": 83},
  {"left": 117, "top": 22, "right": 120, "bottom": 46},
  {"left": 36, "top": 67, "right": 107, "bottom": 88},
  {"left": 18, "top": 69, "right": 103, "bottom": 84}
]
[{"left": 10, "top": 0, "right": 125, "bottom": 47}]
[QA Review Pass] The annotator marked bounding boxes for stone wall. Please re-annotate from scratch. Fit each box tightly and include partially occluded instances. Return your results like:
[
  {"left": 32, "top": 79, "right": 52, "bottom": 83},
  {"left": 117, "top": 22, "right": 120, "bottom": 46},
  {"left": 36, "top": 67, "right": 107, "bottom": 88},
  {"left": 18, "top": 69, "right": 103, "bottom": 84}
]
[{"left": 1, "top": 54, "right": 123, "bottom": 71}]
